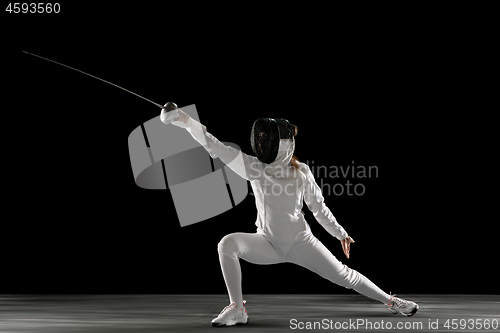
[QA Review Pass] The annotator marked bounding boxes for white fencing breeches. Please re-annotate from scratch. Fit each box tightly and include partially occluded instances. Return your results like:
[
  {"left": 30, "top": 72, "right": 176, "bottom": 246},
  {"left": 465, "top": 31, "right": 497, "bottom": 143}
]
[{"left": 217, "top": 231, "right": 391, "bottom": 308}]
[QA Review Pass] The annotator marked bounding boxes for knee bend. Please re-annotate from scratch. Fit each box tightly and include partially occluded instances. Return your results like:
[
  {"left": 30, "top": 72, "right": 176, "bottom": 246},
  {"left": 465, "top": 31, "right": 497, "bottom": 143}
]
[{"left": 217, "top": 234, "right": 239, "bottom": 258}]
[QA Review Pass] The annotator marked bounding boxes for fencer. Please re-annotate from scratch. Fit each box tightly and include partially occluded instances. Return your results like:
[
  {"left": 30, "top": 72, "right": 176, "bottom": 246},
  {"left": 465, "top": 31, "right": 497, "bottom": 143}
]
[{"left": 164, "top": 108, "right": 419, "bottom": 327}]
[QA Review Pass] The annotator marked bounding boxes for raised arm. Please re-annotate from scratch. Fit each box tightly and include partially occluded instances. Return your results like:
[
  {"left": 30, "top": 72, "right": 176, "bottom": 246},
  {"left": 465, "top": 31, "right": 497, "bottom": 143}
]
[{"left": 167, "top": 108, "right": 261, "bottom": 181}]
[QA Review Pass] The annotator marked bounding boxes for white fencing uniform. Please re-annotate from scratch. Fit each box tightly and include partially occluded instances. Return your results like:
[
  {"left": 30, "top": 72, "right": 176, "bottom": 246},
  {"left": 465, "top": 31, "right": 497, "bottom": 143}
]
[{"left": 179, "top": 117, "right": 391, "bottom": 307}]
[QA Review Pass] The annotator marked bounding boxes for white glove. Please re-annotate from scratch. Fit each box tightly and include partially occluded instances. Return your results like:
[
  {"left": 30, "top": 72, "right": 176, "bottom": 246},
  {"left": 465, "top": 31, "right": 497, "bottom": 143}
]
[
  {"left": 171, "top": 117, "right": 189, "bottom": 129},
  {"left": 161, "top": 106, "right": 190, "bottom": 129},
  {"left": 160, "top": 108, "right": 180, "bottom": 125}
]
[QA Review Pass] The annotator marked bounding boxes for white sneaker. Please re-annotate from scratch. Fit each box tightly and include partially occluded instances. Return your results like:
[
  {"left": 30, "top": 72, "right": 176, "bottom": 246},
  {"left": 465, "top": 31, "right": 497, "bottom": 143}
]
[
  {"left": 387, "top": 294, "right": 419, "bottom": 316},
  {"left": 211, "top": 300, "right": 248, "bottom": 327}
]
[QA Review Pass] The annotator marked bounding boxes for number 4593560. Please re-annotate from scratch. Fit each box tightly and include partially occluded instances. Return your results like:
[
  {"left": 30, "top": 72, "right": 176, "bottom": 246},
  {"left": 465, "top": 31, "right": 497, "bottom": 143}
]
[
  {"left": 444, "top": 318, "right": 499, "bottom": 330},
  {"left": 6, "top": 3, "right": 60, "bottom": 13}
]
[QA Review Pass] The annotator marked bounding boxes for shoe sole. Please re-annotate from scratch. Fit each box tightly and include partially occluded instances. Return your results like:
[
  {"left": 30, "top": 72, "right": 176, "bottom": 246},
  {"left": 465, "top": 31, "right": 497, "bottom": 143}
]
[
  {"left": 211, "top": 318, "right": 248, "bottom": 327},
  {"left": 404, "top": 304, "right": 419, "bottom": 317}
]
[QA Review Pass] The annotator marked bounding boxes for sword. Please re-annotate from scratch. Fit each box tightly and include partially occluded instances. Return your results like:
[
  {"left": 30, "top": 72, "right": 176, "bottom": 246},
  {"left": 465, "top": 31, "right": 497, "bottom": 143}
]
[{"left": 22, "top": 50, "right": 165, "bottom": 109}]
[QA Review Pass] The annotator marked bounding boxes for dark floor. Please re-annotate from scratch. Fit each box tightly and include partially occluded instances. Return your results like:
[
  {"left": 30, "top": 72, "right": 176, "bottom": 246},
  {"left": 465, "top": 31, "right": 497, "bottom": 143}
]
[{"left": 0, "top": 294, "right": 499, "bottom": 332}]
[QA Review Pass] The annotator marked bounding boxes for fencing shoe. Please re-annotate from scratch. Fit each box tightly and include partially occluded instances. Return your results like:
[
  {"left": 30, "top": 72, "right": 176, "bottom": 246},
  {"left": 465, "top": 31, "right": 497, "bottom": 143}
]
[
  {"left": 387, "top": 294, "right": 419, "bottom": 316},
  {"left": 211, "top": 300, "right": 248, "bottom": 327}
]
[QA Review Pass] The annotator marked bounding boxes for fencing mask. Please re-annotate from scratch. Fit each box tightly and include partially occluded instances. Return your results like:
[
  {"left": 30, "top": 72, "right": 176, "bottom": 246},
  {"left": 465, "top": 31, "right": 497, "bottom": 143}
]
[{"left": 251, "top": 118, "right": 294, "bottom": 164}]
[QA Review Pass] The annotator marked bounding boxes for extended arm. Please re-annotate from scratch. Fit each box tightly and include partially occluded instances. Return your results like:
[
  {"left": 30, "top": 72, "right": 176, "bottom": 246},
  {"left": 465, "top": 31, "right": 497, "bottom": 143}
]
[{"left": 167, "top": 108, "right": 261, "bottom": 181}]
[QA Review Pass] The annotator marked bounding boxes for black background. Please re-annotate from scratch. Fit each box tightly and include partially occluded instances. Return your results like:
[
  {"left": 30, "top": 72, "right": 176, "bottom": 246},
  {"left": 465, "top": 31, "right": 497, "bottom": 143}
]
[{"left": 2, "top": 5, "right": 497, "bottom": 295}]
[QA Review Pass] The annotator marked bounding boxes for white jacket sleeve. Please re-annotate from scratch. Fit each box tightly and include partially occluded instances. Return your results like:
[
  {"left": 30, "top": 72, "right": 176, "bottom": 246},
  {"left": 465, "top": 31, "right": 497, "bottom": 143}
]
[
  {"left": 303, "top": 164, "right": 348, "bottom": 240},
  {"left": 182, "top": 117, "right": 261, "bottom": 181}
]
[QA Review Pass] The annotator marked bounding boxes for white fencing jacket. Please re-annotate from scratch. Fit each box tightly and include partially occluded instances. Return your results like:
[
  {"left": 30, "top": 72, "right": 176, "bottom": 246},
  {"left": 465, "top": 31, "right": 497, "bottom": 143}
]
[{"left": 182, "top": 117, "right": 348, "bottom": 255}]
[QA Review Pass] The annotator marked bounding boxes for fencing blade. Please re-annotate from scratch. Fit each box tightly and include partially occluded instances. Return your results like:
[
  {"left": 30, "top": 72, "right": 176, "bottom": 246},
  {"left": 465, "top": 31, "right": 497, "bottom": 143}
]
[{"left": 23, "top": 50, "right": 164, "bottom": 108}]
